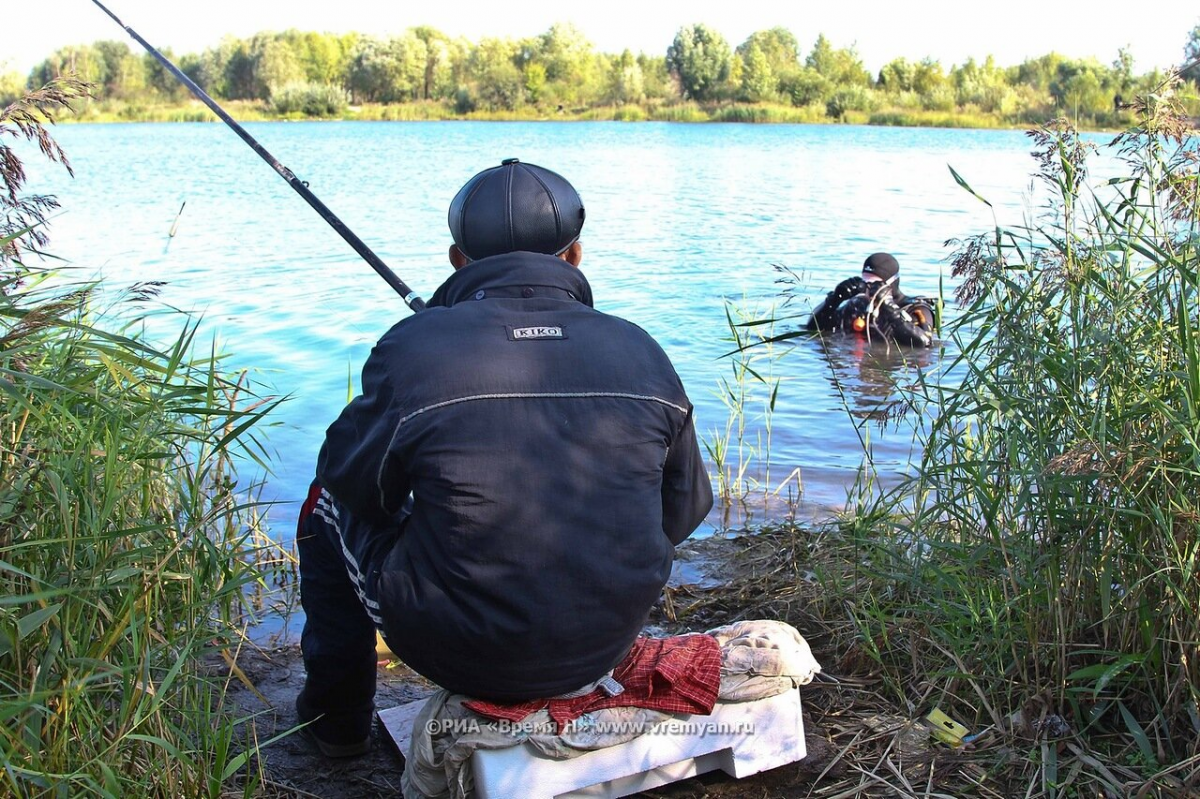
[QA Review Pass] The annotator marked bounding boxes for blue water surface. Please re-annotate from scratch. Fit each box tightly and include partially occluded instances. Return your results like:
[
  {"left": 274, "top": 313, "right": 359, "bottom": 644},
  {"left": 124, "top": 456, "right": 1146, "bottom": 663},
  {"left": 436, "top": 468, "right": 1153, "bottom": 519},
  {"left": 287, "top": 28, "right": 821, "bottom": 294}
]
[{"left": 24, "top": 120, "right": 1078, "bottom": 533}]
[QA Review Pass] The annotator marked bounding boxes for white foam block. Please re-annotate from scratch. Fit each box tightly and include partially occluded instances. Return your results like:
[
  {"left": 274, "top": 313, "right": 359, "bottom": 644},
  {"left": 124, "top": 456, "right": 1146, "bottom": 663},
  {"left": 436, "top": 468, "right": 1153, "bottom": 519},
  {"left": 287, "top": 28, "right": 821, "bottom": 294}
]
[
  {"left": 379, "top": 697, "right": 429, "bottom": 761},
  {"left": 381, "top": 690, "right": 805, "bottom": 799}
]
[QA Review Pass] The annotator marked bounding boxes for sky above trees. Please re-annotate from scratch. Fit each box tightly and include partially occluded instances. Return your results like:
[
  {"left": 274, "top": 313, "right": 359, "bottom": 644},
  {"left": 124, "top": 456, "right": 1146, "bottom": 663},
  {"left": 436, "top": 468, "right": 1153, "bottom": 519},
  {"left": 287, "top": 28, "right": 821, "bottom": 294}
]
[{"left": 6, "top": 0, "right": 1198, "bottom": 77}]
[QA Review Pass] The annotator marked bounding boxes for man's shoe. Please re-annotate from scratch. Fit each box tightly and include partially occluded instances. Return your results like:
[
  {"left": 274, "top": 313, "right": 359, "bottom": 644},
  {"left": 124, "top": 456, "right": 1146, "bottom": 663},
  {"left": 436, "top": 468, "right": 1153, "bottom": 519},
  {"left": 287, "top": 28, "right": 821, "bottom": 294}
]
[{"left": 295, "top": 694, "right": 373, "bottom": 758}]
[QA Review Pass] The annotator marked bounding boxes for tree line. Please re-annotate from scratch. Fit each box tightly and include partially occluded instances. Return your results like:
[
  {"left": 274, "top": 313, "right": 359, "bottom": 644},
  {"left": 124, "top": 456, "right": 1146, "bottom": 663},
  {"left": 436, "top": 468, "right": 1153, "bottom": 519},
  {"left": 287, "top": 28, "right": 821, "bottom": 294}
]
[{"left": 2, "top": 22, "right": 1192, "bottom": 124}]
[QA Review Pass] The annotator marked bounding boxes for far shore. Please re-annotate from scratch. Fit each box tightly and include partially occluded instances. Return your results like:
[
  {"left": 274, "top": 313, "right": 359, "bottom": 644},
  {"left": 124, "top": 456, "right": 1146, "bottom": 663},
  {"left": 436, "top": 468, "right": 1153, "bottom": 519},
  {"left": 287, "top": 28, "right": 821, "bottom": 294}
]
[{"left": 61, "top": 98, "right": 1130, "bottom": 133}]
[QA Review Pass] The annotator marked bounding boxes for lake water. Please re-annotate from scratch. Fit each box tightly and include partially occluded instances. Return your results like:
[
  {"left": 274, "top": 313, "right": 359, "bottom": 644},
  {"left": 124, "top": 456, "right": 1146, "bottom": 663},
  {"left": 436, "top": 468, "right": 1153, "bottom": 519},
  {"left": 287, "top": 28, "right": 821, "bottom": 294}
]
[{"left": 25, "top": 120, "right": 1067, "bottom": 535}]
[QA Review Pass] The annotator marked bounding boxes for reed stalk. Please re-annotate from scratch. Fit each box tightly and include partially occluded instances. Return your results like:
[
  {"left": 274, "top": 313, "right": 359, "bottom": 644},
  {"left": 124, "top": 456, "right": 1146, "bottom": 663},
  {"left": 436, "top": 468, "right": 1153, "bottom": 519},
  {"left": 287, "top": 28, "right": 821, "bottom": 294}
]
[{"left": 705, "top": 298, "right": 783, "bottom": 507}]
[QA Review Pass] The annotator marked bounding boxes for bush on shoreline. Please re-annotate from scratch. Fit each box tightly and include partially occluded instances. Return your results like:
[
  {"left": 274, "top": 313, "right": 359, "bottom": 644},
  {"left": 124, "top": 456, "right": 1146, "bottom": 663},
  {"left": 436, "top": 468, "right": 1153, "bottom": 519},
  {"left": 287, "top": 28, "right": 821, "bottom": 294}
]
[{"left": 270, "top": 81, "right": 351, "bottom": 118}]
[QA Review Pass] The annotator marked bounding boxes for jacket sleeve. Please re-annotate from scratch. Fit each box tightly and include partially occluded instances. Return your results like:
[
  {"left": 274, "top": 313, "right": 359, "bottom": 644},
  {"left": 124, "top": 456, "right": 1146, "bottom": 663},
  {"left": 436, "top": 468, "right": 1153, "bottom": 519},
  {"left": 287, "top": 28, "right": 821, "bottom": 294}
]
[
  {"left": 316, "top": 345, "right": 412, "bottom": 525},
  {"left": 807, "top": 277, "right": 867, "bottom": 331},
  {"left": 661, "top": 404, "right": 714, "bottom": 546}
]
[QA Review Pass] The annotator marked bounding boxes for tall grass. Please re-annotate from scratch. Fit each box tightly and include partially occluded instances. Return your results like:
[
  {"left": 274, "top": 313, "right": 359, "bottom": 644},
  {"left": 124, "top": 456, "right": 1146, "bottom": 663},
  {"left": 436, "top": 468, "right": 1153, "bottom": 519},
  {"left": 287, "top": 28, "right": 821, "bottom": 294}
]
[
  {"left": 576, "top": 105, "right": 648, "bottom": 122},
  {"left": 710, "top": 103, "right": 827, "bottom": 124},
  {"left": 837, "top": 80, "right": 1200, "bottom": 791},
  {"left": 0, "top": 265, "right": 284, "bottom": 797},
  {"left": 867, "top": 109, "right": 1009, "bottom": 129},
  {"left": 647, "top": 103, "right": 709, "bottom": 123},
  {"left": 62, "top": 97, "right": 1129, "bottom": 131},
  {"left": 68, "top": 99, "right": 274, "bottom": 124},
  {"left": 270, "top": 81, "right": 350, "bottom": 118},
  {"left": 351, "top": 101, "right": 457, "bottom": 121},
  {"left": 704, "top": 298, "right": 786, "bottom": 509}
]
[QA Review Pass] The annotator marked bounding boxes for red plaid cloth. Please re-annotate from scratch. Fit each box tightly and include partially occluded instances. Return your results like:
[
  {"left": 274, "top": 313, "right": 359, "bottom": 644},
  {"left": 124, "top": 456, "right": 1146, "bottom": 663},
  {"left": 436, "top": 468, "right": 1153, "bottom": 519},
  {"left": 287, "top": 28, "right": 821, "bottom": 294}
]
[{"left": 464, "top": 634, "right": 721, "bottom": 731}]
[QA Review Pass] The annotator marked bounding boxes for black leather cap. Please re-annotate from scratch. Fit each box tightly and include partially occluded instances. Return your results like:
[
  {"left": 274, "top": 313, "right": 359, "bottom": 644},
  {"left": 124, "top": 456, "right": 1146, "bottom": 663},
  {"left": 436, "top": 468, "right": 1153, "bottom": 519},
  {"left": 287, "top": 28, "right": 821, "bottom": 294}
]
[{"left": 448, "top": 158, "right": 586, "bottom": 261}]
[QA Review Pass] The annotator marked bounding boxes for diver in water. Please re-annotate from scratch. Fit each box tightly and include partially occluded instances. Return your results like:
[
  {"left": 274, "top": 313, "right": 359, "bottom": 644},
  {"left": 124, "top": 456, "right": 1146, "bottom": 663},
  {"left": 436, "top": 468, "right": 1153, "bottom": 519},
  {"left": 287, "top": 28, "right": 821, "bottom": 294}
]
[{"left": 806, "top": 252, "right": 936, "bottom": 348}]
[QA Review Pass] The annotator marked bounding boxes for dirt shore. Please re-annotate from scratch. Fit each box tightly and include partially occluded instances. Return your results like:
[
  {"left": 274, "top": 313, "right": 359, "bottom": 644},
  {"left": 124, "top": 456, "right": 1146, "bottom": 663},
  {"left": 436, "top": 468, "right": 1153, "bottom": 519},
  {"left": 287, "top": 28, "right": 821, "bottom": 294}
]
[
  {"left": 231, "top": 643, "right": 837, "bottom": 798},
  {"left": 228, "top": 532, "right": 941, "bottom": 798}
]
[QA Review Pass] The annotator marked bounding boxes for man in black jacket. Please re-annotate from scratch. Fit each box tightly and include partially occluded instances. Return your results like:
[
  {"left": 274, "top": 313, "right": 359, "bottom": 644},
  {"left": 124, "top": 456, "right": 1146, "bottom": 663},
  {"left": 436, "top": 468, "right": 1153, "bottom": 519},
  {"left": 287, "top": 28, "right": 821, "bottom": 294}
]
[
  {"left": 295, "top": 159, "right": 713, "bottom": 757},
  {"left": 806, "top": 252, "right": 935, "bottom": 347}
]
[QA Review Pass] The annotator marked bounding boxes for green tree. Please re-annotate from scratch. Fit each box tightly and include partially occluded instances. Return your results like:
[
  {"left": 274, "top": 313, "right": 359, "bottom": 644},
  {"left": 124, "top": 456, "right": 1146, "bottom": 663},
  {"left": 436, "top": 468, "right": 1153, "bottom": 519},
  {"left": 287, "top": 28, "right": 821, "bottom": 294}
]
[
  {"left": 878, "top": 57, "right": 914, "bottom": 92},
  {"left": 825, "top": 85, "right": 875, "bottom": 119},
  {"left": 347, "top": 34, "right": 428, "bottom": 103},
  {"left": 910, "top": 58, "right": 953, "bottom": 111},
  {"left": 444, "top": 36, "right": 474, "bottom": 90},
  {"left": 737, "top": 28, "right": 800, "bottom": 75},
  {"left": 1049, "top": 58, "right": 1112, "bottom": 119},
  {"left": 31, "top": 42, "right": 154, "bottom": 103},
  {"left": 195, "top": 33, "right": 307, "bottom": 100},
  {"left": 531, "top": 23, "right": 600, "bottom": 105},
  {"left": 1112, "top": 46, "right": 1135, "bottom": 98},
  {"left": 177, "top": 53, "right": 204, "bottom": 97},
  {"left": 0, "top": 68, "right": 27, "bottom": 106},
  {"left": 952, "top": 56, "right": 1013, "bottom": 113},
  {"left": 30, "top": 45, "right": 109, "bottom": 96},
  {"left": 736, "top": 27, "right": 800, "bottom": 99},
  {"left": 805, "top": 34, "right": 869, "bottom": 87},
  {"left": 142, "top": 49, "right": 192, "bottom": 102},
  {"left": 93, "top": 40, "right": 148, "bottom": 100},
  {"left": 255, "top": 36, "right": 305, "bottom": 96},
  {"left": 411, "top": 27, "right": 457, "bottom": 100},
  {"left": 1014, "top": 52, "right": 1066, "bottom": 93},
  {"left": 219, "top": 38, "right": 258, "bottom": 99},
  {"left": 523, "top": 61, "right": 547, "bottom": 104},
  {"left": 666, "top": 24, "right": 732, "bottom": 101},
  {"left": 912, "top": 58, "right": 947, "bottom": 95},
  {"left": 284, "top": 30, "right": 351, "bottom": 85},
  {"left": 194, "top": 37, "right": 238, "bottom": 97},
  {"left": 739, "top": 42, "right": 774, "bottom": 102},
  {"left": 782, "top": 67, "right": 831, "bottom": 106},
  {"left": 636, "top": 53, "right": 672, "bottom": 100},
  {"left": 468, "top": 37, "right": 525, "bottom": 110},
  {"left": 607, "top": 49, "right": 645, "bottom": 104}
]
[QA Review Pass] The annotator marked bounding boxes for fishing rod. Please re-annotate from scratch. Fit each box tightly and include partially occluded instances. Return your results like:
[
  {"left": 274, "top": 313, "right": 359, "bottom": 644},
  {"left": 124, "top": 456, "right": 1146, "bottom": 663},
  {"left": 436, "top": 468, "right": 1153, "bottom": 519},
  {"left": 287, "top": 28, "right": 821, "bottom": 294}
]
[{"left": 90, "top": 0, "right": 426, "bottom": 313}]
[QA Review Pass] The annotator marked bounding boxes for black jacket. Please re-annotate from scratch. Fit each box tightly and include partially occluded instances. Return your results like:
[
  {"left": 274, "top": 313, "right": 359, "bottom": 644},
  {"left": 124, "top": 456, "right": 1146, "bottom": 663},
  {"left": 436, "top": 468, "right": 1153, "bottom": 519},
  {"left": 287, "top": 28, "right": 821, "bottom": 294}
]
[{"left": 317, "top": 251, "right": 713, "bottom": 701}]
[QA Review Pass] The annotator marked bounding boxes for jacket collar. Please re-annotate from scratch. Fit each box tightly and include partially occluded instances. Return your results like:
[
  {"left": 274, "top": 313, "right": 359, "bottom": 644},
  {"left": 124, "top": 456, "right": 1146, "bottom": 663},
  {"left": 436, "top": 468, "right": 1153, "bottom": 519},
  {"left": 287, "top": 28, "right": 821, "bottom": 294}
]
[{"left": 427, "top": 251, "right": 594, "bottom": 309}]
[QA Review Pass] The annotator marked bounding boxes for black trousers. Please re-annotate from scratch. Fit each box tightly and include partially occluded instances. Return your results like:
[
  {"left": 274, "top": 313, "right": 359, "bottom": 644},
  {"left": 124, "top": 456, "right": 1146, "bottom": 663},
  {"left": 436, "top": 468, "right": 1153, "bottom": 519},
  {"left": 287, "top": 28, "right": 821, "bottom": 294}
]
[{"left": 296, "top": 480, "right": 405, "bottom": 729}]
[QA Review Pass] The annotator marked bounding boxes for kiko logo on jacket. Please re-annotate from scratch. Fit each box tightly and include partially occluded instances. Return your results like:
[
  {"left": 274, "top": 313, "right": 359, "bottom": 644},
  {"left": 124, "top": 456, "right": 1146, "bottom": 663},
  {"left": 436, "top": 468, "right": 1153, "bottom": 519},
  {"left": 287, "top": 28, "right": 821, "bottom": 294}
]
[{"left": 507, "top": 326, "right": 566, "bottom": 341}]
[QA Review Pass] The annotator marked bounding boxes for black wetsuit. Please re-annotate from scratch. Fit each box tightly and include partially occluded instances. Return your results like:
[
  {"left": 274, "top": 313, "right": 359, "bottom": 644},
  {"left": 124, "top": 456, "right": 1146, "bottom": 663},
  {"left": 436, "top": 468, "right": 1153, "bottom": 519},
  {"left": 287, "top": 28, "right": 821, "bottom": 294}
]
[{"left": 806, "top": 277, "right": 936, "bottom": 348}]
